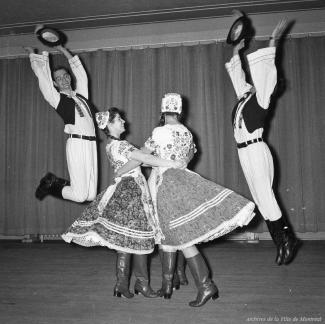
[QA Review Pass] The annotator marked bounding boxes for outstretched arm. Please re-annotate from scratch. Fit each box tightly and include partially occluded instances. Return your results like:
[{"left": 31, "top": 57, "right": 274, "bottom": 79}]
[
  {"left": 269, "top": 19, "right": 289, "bottom": 47},
  {"left": 55, "top": 45, "right": 73, "bottom": 60},
  {"left": 115, "top": 149, "right": 184, "bottom": 177},
  {"left": 24, "top": 46, "right": 60, "bottom": 108},
  {"left": 225, "top": 39, "right": 253, "bottom": 99},
  {"left": 56, "top": 45, "right": 89, "bottom": 98},
  {"left": 115, "top": 160, "right": 142, "bottom": 177},
  {"left": 129, "top": 150, "right": 183, "bottom": 169}
]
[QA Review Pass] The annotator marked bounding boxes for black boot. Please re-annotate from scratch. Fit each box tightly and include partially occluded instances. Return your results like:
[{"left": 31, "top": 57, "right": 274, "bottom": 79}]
[
  {"left": 279, "top": 217, "right": 299, "bottom": 265},
  {"left": 186, "top": 253, "right": 219, "bottom": 307},
  {"left": 157, "top": 251, "right": 176, "bottom": 299},
  {"left": 133, "top": 254, "right": 158, "bottom": 298},
  {"left": 175, "top": 251, "right": 189, "bottom": 286},
  {"left": 172, "top": 269, "right": 180, "bottom": 291},
  {"left": 113, "top": 252, "right": 134, "bottom": 298},
  {"left": 159, "top": 249, "right": 180, "bottom": 291},
  {"left": 35, "top": 172, "right": 69, "bottom": 200},
  {"left": 266, "top": 217, "right": 298, "bottom": 265},
  {"left": 265, "top": 219, "right": 284, "bottom": 265}
]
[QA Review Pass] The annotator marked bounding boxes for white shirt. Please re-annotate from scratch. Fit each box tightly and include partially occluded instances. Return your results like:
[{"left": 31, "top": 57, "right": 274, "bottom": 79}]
[{"left": 30, "top": 52, "right": 95, "bottom": 136}]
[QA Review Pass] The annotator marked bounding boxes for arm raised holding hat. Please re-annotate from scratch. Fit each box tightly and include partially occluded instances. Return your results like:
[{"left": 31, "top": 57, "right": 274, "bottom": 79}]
[
  {"left": 55, "top": 44, "right": 89, "bottom": 99},
  {"left": 24, "top": 30, "right": 98, "bottom": 203},
  {"left": 224, "top": 16, "right": 299, "bottom": 266},
  {"left": 24, "top": 46, "right": 61, "bottom": 108}
]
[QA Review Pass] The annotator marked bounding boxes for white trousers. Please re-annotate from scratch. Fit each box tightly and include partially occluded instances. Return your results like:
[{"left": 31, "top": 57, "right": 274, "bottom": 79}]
[
  {"left": 62, "top": 138, "right": 98, "bottom": 202},
  {"left": 238, "top": 142, "right": 281, "bottom": 221}
]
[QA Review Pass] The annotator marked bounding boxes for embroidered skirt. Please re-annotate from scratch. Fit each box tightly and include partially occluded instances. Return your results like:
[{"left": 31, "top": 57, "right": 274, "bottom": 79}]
[
  {"left": 62, "top": 175, "right": 156, "bottom": 254},
  {"left": 149, "top": 168, "right": 255, "bottom": 251}
]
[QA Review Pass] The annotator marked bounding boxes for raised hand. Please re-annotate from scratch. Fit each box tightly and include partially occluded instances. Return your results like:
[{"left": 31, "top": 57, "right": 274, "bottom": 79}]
[
  {"left": 271, "top": 19, "right": 289, "bottom": 40},
  {"left": 233, "top": 39, "right": 245, "bottom": 55},
  {"left": 269, "top": 19, "right": 290, "bottom": 47}
]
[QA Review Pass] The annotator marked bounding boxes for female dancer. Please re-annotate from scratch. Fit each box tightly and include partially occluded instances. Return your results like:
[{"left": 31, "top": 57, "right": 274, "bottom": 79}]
[
  {"left": 62, "top": 107, "right": 182, "bottom": 299},
  {"left": 118, "top": 93, "right": 256, "bottom": 307}
]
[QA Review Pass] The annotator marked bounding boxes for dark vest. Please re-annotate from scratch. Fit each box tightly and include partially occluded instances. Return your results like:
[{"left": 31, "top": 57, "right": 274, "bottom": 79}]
[
  {"left": 56, "top": 93, "right": 96, "bottom": 125},
  {"left": 231, "top": 93, "right": 268, "bottom": 133}
]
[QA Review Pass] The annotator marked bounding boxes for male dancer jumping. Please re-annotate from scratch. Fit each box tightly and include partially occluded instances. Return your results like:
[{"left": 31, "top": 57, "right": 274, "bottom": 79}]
[
  {"left": 25, "top": 44, "right": 97, "bottom": 202},
  {"left": 225, "top": 16, "right": 298, "bottom": 265}
]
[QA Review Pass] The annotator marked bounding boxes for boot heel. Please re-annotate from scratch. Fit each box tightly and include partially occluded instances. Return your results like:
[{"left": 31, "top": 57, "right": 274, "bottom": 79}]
[
  {"left": 134, "top": 289, "right": 140, "bottom": 295},
  {"left": 113, "top": 290, "right": 122, "bottom": 298},
  {"left": 173, "top": 284, "right": 180, "bottom": 290},
  {"left": 212, "top": 292, "right": 219, "bottom": 300},
  {"left": 164, "top": 293, "right": 172, "bottom": 299}
]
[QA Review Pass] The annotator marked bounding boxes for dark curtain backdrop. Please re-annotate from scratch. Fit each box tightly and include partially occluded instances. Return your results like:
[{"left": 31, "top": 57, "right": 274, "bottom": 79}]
[{"left": 0, "top": 36, "right": 324, "bottom": 236}]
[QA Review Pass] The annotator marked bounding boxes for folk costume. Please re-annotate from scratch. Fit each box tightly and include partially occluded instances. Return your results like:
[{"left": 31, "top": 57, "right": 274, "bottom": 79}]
[
  {"left": 144, "top": 93, "right": 255, "bottom": 307},
  {"left": 145, "top": 94, "right": 256, "bottom": 251},
  {"left": 225, "top": 45, "right": 297, "bottom": 265},
  {"left": 29, "top": 51, "right": 97, "bottom": 202},
  {"left": 62, "top": 110, "right": 159, "bottom": 298}
]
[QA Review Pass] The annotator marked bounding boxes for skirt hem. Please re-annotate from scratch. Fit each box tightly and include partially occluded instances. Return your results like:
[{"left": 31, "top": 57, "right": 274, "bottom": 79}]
[
  {"left": 61, "top": 232, "right": 155, "bottom": 255},
  {"left": 160, "top": 201, "right": 255, "bottom": 251}
]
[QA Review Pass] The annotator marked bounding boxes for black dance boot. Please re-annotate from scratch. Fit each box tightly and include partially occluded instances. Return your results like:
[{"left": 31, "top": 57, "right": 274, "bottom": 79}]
[
  {"left": 160, "top": 249, "right": 179, "bottom": 291},
  {"left": 133, "top": 254, "right": 158, "bottom": 298},
  {"left": 265, "top": 219, "right": 284, "bottom": 265},
  {"left": 175, "top": 251, "right": 189, "bottom": 286},
  {"left": 278, "top": 217, "right": 299, "bottom": 265},
  {"left": 35, "top": 172, "right": 70, "bottom": 200},
  {"left": 113, "top": 252, "right": 134, "bottom": 298},
  {"left": 266, "top": 217, "right": 298, "bottom": 265},
  {"left": 186, "top": 253, "right": 219, "bottom": 307},
  {"left": 157, "top": 251, "right": 177, "bottom": 299}
]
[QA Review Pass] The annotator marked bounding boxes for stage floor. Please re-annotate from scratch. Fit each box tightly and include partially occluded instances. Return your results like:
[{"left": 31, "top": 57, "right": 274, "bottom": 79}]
[{"left": 0, "top": 240, "right": 324, "bottom": 324}]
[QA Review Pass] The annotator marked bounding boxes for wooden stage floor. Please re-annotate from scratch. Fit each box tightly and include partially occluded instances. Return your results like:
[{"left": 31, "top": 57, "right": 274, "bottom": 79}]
[{"left": 0, "top": 240, "right": 324, "bottom": 324}]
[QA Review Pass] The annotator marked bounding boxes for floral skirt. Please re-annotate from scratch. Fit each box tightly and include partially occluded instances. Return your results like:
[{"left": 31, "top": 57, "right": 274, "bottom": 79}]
[
  {"left": 150, "top": 168, "right": 255, "bottom": 250},
  {"left": 62, "top": 176, "right": 156, "bottom": 254}
]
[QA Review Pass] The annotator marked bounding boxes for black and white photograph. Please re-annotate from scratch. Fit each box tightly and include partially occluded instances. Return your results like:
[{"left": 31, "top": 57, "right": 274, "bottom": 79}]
[{"left": 0, "top": 1, "right": 324, "bottom": 323}]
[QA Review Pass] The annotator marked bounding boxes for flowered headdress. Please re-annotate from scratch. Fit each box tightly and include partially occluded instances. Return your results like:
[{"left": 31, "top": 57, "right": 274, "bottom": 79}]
[
  {"left": 161, "top": 93, "right": 182, "bottom": 114},
  {"left": 95, "top": 110, "right": 110, "bottom": 129}
]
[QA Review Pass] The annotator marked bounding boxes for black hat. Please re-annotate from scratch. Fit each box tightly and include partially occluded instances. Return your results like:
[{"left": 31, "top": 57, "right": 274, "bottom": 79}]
[
  {"left": 35, "top": 25, "right": 67, "bottom": 47},
  {"left": 226, "top": 16, "right": 250, "bottom": 45}
]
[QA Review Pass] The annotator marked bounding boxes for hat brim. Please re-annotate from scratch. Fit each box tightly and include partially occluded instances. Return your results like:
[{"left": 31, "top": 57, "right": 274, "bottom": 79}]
[
  {"left": 36, "top": 27, "right": 66, "bottom": 47},
  {"left": 226, "top": 17, "right": 249, "bottom": 45}
]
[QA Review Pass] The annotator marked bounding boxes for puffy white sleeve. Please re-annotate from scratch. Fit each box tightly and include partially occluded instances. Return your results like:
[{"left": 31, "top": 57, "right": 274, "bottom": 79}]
[
  {"left": 29, "top": 52, "right": 60, "bottom": 109},
  {"left": 225, "top": 54, "right": 253, "bottom": 100},
  {"left": 247, "top": 47, "right": 277, "bottom": 109},
  {"left": 144, "top": 127, "right": 161, "bottom": 153},
  {"left": 69, "top": 55, "right": 88, "bottom": 99}
]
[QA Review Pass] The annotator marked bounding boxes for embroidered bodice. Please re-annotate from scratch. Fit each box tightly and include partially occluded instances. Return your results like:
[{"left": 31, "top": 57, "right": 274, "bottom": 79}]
[
  {"left": 106, "top": 140, "right": 136, "bottom": 173},
  {"left": 144, "top": 124, "right": 195, "bottom": 161}
]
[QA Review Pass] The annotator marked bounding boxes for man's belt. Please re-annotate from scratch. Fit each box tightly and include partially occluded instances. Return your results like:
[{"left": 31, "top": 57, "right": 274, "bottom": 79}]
[
  {"left": 68, "top": 134, "right": 96, "bottom": 141},
  {"left": 237, "top": 137, "right": 263, "bottom": 149}
]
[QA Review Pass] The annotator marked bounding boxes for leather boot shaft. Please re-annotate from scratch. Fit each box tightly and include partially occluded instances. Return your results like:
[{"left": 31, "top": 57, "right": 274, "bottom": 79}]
[
  {"left": 114, "top": 252, "right": 134, "bottom": 298},
  {"left": 133, "top": 254, "right": 157, "bottom": 298},
  {"left": 176, "top": 251, "right": 188, "bottom": 286},
  {"left": 186, "top": 253, "right": 218, "bottom": 307},
  {"left": 266, "top": 217, "right": 298, "bottom": 265},
  {"left": 158, "top": 251, "right": 177, "bottom": 299}
]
